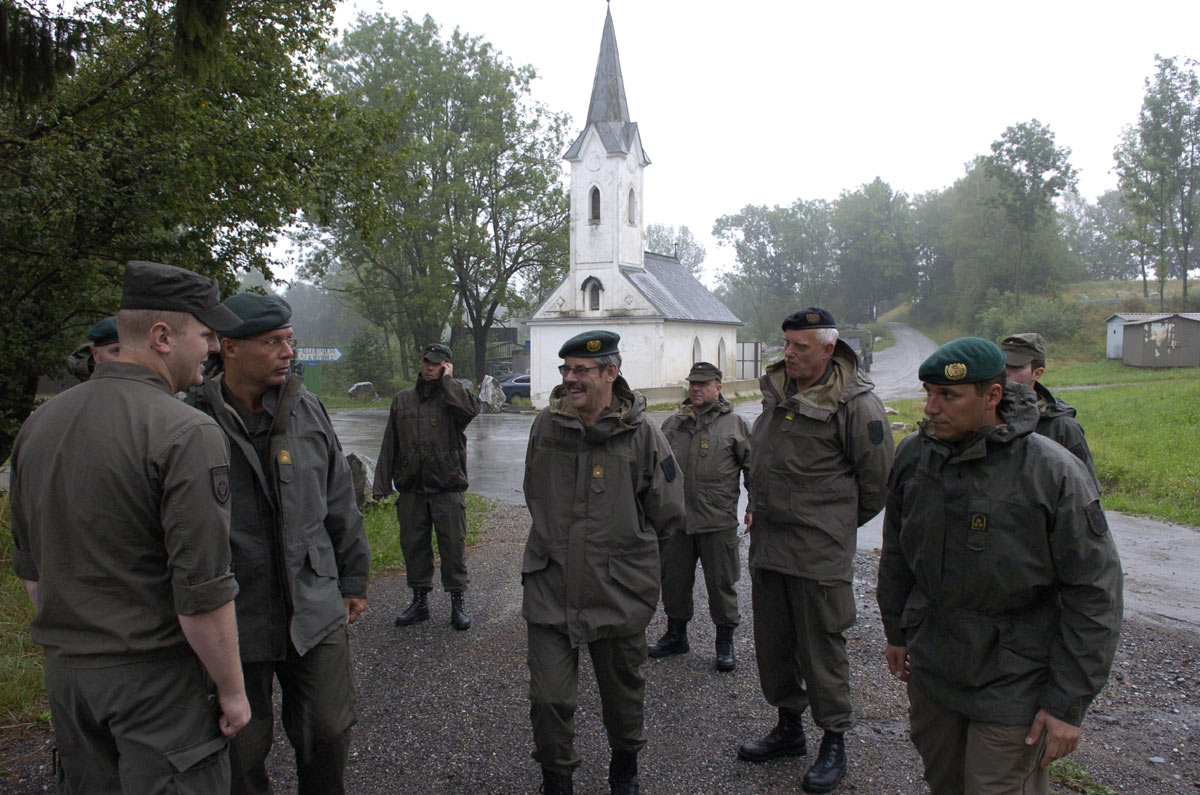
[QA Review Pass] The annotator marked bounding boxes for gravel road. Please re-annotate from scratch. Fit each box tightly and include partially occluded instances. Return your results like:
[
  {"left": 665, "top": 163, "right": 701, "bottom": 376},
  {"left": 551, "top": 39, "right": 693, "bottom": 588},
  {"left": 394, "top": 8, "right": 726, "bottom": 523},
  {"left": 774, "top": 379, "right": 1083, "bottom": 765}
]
[{"left": 3, "top": 501, "right": 1197, "bottom": 794}]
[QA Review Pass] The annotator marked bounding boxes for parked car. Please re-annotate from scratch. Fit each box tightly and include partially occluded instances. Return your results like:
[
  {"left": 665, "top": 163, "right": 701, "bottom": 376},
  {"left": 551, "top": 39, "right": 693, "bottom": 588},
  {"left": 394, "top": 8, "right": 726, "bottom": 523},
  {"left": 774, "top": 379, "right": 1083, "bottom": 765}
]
[{"left": 499, "top": 373, "right": 530, "bottom": 402}]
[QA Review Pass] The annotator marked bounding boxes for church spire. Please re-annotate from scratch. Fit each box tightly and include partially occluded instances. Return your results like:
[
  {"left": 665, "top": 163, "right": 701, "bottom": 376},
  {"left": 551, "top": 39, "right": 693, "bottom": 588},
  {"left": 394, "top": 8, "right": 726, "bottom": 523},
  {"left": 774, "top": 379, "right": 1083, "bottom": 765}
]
[{"left": 585, "top": 6, "right": 629, "bottom": 124}]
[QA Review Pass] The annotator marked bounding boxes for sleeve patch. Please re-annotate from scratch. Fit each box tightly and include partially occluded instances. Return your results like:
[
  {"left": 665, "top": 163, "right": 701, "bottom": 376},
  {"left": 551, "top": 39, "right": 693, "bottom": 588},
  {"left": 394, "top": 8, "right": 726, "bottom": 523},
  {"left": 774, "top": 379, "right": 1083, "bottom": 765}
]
[
  {"left": 211, "top": 465, "right": 230, "bottom": 505},
  {"left": 868, "top": 420, "right": 884, "bottom": 445},
  {"left": 661, "top": 455, "right": 677, "bottom": 483},
  {"left": 1086, "top": 500, "right": 1108, "bottom": 536}
]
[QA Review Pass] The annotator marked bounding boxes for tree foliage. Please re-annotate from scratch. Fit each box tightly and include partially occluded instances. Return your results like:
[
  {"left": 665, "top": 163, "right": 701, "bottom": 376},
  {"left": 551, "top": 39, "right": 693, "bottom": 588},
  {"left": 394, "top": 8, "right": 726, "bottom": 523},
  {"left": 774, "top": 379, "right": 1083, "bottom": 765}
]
[
  {"left": 831, "top": 178, "right": 916, "bottom": 322},
  {"left": 0, "top": 0, "right": 337, "bottom": 461},
  {"left": 645, "top": 223, "right": 706, "bottom": 274}
]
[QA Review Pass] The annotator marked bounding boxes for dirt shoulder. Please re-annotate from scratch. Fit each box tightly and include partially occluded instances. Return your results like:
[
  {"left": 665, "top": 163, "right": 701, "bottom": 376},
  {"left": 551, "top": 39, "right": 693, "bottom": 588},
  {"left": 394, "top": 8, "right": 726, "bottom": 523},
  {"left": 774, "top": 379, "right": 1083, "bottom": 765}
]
[{"left": 2, "top": 502, "right": 1197, "bottom": 793}]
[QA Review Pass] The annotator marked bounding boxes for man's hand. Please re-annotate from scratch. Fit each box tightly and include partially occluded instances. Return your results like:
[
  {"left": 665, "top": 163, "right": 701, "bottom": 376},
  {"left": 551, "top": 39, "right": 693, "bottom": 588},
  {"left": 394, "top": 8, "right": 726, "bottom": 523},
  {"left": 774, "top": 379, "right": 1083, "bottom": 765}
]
[
  {"left": 441, "top": 362, "right": 454, "bottom": 378},
  {"left": 345, "top": 597, "right": 368, "bottom": 624},
  {"left": 885, "top": 644, "right": 910, "bottom": 682},
  {"left": 1026, "top": 709, "right": 1080, "bottom": 767},
  {"left": 217, "top": 690, "right": 251, "bottom": 737},
  {"left": 742, "top": 512, "right": 754, "bottom": 534}
]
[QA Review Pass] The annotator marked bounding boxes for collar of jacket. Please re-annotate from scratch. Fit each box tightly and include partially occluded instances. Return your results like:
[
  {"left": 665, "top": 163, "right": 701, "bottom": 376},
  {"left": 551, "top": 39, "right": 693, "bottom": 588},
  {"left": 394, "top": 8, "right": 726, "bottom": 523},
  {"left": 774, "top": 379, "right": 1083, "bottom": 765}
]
[
  {"left": 762, "top": 340, "right": 868, "bottom": 414},
  {"left": 674, "top": 394, "right": 732, "bottom": 422},
  {"left": 548, "top": 376, "right": 645, "bottom": 430},
  {"left": 917, "top": 381, "right": 1040, "bottom": 462},
  {"left": 1033, "top": 380, "right": 1076, "bottom": 419}
]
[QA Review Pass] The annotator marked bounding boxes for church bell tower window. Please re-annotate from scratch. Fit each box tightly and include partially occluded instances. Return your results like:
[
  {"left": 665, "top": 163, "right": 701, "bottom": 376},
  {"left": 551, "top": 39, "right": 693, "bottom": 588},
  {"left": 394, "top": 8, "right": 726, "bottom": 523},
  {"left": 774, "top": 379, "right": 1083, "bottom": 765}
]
[{"left": 590, "top": 186, "right": 601, "bottom": 223}]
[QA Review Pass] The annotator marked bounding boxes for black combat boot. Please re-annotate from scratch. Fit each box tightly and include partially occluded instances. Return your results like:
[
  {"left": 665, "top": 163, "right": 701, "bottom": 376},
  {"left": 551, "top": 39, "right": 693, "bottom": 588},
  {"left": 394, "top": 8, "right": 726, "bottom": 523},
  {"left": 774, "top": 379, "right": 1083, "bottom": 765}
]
[
  {"left": 647, "top": 618, "right": 689, "bottom": 658},
  {"left": 539, "top": 767, "right": 573, "bottom": 795},
  {"left": 450, "top": 591, "right": 471, "bottom": 631},
  {"left": 608, "top": 748, "right": 639, "bottom": 795},
  {"left": 801, "top": 730, "right": 847, "bottom": 793},
  {"left": 714, "top": 625, "right": 736, "bottom": 672},
  {"left": 737, "top": 708, "right": 806, "bottom": 762},
  {"left": 394, "top": 589, "right": 430, "bottom": 626}
]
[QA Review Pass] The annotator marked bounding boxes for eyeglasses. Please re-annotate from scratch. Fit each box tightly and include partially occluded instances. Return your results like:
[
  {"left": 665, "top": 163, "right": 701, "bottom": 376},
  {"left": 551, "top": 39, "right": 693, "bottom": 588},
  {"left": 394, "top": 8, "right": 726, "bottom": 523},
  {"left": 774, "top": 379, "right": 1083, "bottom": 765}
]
[
  {"left": 246, "top": 337, "right": 298, "bottom": 350},
  {"left": 558, "top": 364, "right": 603, "bottom": 377}
]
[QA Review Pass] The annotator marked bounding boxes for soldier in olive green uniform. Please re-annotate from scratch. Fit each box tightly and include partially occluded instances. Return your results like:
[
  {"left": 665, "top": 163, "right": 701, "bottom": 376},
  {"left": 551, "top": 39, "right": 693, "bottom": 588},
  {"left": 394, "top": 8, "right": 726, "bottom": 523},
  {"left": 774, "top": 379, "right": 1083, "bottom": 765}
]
[
  {"left": 522, "top": 330, "right": 686, "bottom": 795},
  {"left": 374, "top": 342, "right": 481, "bottom": 630},
  {"left": 190, "top": 293, "right": 370, "bottom": 795},
  {"left": 877, "top": 337, "right": 1123, "bottom": 795},
  {"left": 10, "top": 261, "right": 249, "bottom": 794},
  {"left": 739, "top": 308, "right": 894, "bottom": 795},
  {"left": 1000, "top": 332, "right": 1100, "bottom": 490},
  {"left": 649, "top": 361, "right": 750, "bottom": 671},
  {"left": 66, "top": 315, "right": 120, "bottom": 381}
]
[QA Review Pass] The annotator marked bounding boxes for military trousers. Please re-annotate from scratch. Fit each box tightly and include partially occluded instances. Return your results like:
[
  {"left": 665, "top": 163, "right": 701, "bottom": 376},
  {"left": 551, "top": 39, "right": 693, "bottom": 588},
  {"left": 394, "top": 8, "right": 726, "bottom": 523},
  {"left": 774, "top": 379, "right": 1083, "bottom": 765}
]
[
  {"left": 231, "top": 626, "right": 356, "bottom": 795},
  {"left": 908, "top": 679, "right": 1049, "bottom": 795},
  {"left": 396, "top": 490, "right": 469, "bottom": 591},
  {"left": 527, "top": 624, "right": 648, "bottom": 776},
  {"left": 45, "top": 653, "right": 230, "bottom": 795},
  {"left": 659, "top": 526, "right": 741, "bottom": 627},
  {"left": 750, "top": 568, "right": 855, "bottom": 733}
]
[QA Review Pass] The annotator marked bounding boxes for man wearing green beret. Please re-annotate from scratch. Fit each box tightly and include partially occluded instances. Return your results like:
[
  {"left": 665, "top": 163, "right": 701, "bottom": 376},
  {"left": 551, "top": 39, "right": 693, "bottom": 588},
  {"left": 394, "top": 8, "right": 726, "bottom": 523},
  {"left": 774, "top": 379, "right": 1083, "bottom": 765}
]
[
  {"left": 374, "top": 341, "right": 482, "bottom": 630},
  {"left": 66, "top": 315, "right": 121, "bottom": 381},
  {"left": 877, "top": 337, "right": 1123, "bottom": 795},
  {"left": 10, "top": 260, "right": 249, "bottom": 793},
  {"left": 650, "top": 361, "right": 751, "bottom": 672},
  {"left": 189, "top": 292, "right": 370, "bottom": 795},
  {"left": 1000, "top": 332, "right": 1099, "bottom": 490},
  {"left": 739, "top": 307, "right": 894, "bottom": 794},
  {"left": 522, "top": 329, "right": 686, "bottom": 795}
]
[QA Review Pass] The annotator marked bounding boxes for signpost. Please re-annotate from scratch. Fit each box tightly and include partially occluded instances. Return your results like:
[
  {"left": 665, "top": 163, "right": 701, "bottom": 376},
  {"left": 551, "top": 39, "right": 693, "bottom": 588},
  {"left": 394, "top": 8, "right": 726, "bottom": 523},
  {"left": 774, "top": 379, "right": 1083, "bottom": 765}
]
[{"left": 294, "top": 347, "right": 343, "bottom": 396}]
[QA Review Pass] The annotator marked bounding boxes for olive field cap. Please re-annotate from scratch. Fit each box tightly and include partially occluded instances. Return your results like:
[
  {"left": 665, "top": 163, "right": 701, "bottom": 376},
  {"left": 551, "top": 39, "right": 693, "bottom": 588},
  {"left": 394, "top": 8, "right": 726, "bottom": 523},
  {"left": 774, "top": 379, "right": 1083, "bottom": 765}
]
[
  {"left": 999, "top": 332, "right": 1047, "bottom": 367},
  {"left": 221, "top": 293, "right": 293, "bottom": 339},
  {"left": 86, "top": 316, "right": 119, "bottom": 347},
  {"left": 919, "top": 337, "right": 1006, "bottom": 385},
  {"left": 686, "top": 361, "right": 722, "bottom": 382},
  {"left": 120, "top": 260, "right": 241, "bottom": 334},
  {"left": 781, "top": 307, "right": 837, "bottom": 331},
  {"left": 558, "top": 330, "right": 620, "bottom": 359},
  {"left": 422, "top": 343, "right": 453, "bottom": 363}
]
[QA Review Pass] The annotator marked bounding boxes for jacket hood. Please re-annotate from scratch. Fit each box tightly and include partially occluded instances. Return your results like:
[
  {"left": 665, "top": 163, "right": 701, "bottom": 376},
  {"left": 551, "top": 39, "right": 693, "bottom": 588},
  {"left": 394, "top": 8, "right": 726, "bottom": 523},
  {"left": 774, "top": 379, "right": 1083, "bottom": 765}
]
[
  {"left": 1034, "top": 381, "right": 1077, "bottom": 420},
  {"left": 549, "top": 375, "right": 645, "bottom": 435},
  {"left": 673, "top": 393, "right": 734, "bottom": 418},
  {"left": 762, "top": 339, "right": 874, "bottom": 412}
]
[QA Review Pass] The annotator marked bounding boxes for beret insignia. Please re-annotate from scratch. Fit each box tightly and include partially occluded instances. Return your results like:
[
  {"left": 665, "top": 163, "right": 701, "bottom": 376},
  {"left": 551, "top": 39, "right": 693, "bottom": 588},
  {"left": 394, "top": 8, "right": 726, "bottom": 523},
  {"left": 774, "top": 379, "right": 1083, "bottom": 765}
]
[
  {"left": 586, "top": 339, "right": 601, "bottom": 352},
  {"left": 944, "top": 362, "right": 967, "bottom": 381},
  {"left": 805, "top": 312, "right": 821, "bottom": 324}
]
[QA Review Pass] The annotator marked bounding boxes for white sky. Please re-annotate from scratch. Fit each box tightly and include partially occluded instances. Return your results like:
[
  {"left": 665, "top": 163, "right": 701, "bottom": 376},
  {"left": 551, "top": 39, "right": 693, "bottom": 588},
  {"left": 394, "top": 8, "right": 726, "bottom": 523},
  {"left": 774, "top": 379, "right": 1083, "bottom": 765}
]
[{"left": 324, "top": 0, "right": 1200, "bottom": 286}]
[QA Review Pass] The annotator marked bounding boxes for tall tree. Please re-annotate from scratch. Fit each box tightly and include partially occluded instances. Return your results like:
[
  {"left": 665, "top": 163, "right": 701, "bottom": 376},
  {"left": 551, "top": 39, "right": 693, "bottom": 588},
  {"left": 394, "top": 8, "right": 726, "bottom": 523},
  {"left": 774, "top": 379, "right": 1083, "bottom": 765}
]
[
  {"left": 831, "top": 177, "right": 917, "bottom": 322},
  {"left": 645, "top": 223, "right": 706, "bottom": 274},
  {"left": 0, "top": 0, "right": 337, "bottom": 462},
  {"left": 983, "top": 119, "right": 1078, "bottom": 308},
  {"left": 305, "top": 12, "right": 569, "bottom": 381}
]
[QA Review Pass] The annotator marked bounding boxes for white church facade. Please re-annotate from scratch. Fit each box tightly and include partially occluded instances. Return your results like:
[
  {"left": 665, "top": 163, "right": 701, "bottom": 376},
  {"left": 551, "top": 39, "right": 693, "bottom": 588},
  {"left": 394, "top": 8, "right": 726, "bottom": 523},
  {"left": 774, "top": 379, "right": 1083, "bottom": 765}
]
[{"left": 527, "top": 7, "right": 742, "bottom": 407}]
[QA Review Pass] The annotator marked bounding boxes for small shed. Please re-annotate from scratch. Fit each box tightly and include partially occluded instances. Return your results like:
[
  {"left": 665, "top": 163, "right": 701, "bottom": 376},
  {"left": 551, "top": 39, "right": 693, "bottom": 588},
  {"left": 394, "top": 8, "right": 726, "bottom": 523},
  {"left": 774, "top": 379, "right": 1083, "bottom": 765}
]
[
  {"left": 1104, "top": 313, "right": 1159, "bottom": 358},
  {"left": 1120, "top": 314, "right": 1200, "bottom": 368}
]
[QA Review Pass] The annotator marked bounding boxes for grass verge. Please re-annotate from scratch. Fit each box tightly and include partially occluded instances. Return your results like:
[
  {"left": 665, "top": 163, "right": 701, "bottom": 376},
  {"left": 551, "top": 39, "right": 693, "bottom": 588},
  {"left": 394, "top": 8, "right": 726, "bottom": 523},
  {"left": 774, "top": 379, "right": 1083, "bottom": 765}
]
[
  {"left": 1045, "top": 359, "right": 1198, "bottom": 387},
  {"left": 1050, "top": 758, "right": 1119, "bottom": 794},
  {"left": 364, "top": 492, "right": 492, "bottom": 575}
]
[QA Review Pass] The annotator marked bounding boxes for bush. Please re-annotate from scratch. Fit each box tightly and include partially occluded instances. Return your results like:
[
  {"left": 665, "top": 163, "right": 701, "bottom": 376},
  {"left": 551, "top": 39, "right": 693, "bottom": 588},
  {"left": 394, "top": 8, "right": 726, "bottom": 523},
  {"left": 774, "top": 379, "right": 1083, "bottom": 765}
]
[{"left": 974, "top": 294, "right": 1082, "bottom": 343}]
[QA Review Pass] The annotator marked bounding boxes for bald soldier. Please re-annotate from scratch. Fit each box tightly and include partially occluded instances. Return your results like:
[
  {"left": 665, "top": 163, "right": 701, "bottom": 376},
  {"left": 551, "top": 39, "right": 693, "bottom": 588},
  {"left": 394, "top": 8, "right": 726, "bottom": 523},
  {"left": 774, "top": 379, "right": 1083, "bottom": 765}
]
[
  {"left": 522, "top": 330, "right": 686, "bottom": 795},
  {"left": 878, "top": 337, "right": 1122, "bottom": 795},
  {"left": 10, "top": 261, "right": 249, "bottom": 793}
]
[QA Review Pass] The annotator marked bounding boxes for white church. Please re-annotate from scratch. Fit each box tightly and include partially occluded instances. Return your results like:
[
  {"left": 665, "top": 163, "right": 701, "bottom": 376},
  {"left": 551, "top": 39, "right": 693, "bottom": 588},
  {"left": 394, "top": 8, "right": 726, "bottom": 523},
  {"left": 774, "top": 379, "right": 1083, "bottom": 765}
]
[{"left": 526, "top": 7, "right": 743, "bottom": 406}]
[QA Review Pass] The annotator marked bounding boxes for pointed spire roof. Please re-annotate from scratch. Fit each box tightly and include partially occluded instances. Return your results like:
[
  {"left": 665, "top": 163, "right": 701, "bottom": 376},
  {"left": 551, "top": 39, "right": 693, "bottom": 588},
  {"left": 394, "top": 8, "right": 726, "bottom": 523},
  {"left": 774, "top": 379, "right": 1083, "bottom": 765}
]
[{"left": 563, "top": 6, "right": 649, "bottom": 163}]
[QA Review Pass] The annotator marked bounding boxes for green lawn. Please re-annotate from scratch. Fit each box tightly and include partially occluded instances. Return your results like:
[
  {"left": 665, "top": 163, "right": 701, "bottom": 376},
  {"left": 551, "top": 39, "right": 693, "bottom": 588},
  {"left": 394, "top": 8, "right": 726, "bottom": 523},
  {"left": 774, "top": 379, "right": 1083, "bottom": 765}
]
[{"left": 1045, "top": 359, "right": 1198, "bottom": 387}]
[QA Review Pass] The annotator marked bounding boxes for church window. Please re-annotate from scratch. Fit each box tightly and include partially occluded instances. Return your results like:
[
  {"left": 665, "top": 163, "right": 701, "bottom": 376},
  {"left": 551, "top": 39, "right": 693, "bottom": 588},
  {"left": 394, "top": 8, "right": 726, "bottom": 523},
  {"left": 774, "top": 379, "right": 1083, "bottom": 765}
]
[
  {"left": 692, "top": 337, "right": 702, "bottom": 364},
  {"left": 590, "top": 187, "right": 601, "bottom": 223},
  {"left": 627, "top": 188, "right": 636, "bottom": 225},
  {"left": 581, "top": 276, "right": 604, "bottom": 311},
  {"left": 718, "top": 338, "right": 728, "bottom": 374}
]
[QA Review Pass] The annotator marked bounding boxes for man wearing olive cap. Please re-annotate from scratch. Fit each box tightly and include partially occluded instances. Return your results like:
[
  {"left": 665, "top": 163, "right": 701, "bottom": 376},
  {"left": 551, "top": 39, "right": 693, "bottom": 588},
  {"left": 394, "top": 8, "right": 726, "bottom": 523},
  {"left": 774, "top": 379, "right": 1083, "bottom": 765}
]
[
  {"left": 10, "top": 260, "right": 249, "bottom": 793},
  {"left": 877, "top": 337, "right": 1123, "bottom": 794},
  {"left": 738, "top": 307, "right": 893, "bottom": 794},
  {"left": 650, "top": 361, "right": 751, "bottom": 672},
  {"left": 374, "top": 341, "right": 481, "bottom": 630},
  {"left": 999, "top": 332, "right": 1099, "bottom": 489},
  {"left": 189, "top": 292, "right": 370, "bottom": 795},
  {"left": 522, "top": 329, "right": 685, "bottom": 795}
]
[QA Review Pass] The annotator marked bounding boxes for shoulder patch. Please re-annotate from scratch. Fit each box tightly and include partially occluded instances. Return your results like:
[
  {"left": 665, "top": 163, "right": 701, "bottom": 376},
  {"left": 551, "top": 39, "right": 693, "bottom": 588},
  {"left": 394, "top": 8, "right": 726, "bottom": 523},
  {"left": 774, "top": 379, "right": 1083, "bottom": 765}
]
[
  {"left": 868, "top": 420, "right": 884, "bottom": 445},
  {"left": 1086, "top": 500, "right": 1108, "bottom": 536},
  {"left": 661, "top": 455, "right": 677, "bottom": 483},
  {"left": 211, "top": 465, "right": 230, "bottom": 505}
]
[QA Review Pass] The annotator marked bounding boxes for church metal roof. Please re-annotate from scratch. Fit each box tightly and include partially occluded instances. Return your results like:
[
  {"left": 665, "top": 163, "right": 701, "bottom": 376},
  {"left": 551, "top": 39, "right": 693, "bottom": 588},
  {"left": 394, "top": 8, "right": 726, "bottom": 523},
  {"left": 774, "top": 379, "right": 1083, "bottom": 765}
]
[
  {"left": 563, "top": 8, "right": 649, "bottom": 162},
  {"left": 622, "top": 253, "right": 743, "bottom": 325}
]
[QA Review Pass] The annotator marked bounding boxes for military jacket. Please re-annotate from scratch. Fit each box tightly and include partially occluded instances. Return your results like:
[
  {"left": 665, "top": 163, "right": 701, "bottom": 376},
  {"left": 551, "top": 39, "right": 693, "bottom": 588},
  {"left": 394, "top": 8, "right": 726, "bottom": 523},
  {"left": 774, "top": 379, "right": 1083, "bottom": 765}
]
[
  {"left": 747, "top": 342, "right": 894, "bottom": 582},
  {"left": 876, "top": 384, "right": 1123, "bottom": 727},
  {"left": 374, "top": 375, "right": 481, "bottom": 496},
  {"left": 1033, "top": 381, "right": 1100, "bottom": 491},
  {"left": 661, "top": 396, "right": 751, "bottom": 534},
  {"left": 190, "top": 374, "right": 370, "bottom": 660},
  {"left": 521, "top": 378, "right": 686, "bottom": 646},
  {"left": 10, "top": 363, "right": 238, "bottom": 665}
]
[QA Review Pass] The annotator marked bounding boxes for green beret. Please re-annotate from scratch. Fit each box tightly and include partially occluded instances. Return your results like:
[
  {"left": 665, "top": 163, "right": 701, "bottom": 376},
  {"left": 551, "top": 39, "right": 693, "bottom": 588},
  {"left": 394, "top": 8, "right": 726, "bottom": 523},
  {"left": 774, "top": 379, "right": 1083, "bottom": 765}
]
[
  {"left": 221, "top": 293, "right": 293, "bottom": 339},
  {"left": 782, "top": 306, "right": 837, "bottom": 331},
  {"left": 558, "top": 329, "right": 620, "bottom": 359},
  {"left": 919, "top": 337, "right": 1005, "bottom": 385},
  {"left": 87, "top": 316, "right": 119, "bottom": 347},
  {"left": 999, "top": 332, "right": 1047, "bottom": 366}
]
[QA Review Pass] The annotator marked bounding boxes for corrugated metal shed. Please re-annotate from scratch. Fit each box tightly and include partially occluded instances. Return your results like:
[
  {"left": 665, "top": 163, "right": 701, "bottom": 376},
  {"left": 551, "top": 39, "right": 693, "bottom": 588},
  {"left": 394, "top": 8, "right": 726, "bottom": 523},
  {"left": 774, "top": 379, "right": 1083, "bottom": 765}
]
[
  {"left": 1121, "top": 314, "right": 1200, "bottom": 368},
  {"left": 1104, "top": 312, "right": 1162, "bottom": 358}
]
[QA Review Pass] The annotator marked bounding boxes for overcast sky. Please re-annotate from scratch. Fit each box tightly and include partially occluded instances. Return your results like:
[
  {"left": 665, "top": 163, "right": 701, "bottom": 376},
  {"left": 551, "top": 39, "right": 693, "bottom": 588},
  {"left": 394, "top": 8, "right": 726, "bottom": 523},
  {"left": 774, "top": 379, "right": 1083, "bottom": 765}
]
[{"left": 328, "top": 0, "right": 1200, "bottom": 285}]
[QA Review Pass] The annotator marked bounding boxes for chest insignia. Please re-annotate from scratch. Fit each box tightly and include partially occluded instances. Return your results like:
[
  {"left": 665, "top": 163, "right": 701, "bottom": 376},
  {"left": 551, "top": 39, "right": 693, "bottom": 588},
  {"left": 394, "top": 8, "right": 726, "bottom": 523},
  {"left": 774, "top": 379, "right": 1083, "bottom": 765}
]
[
  {"left": 430, "top": 415, "right": 438, "bottom": 427},
  {"left": 969, "top": 512, "right": 988, "bottom": 532},
  {"left": 785, "top": 411, "right": 794, "bottom": 421},
  {"left": 592, "top": 465, "right": 604, "bottom": 478},
  {"left": 278, "top": 449, "right": 292, "bottom": 465},
  {"left": 700, "top": 440, "right": 709, "bottom": 449}
]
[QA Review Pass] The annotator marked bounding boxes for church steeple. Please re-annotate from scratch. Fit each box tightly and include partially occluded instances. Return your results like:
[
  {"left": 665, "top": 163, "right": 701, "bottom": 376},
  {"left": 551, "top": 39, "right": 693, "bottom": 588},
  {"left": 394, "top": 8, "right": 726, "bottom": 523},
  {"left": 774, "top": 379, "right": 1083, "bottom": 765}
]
[{"left": 586, "top": 7, "right": 629, "bottom": 124}]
